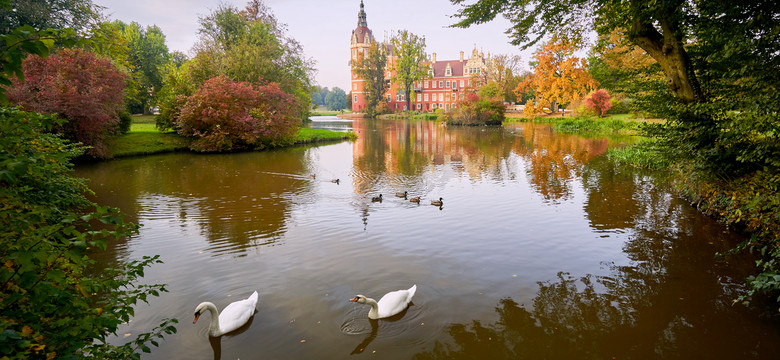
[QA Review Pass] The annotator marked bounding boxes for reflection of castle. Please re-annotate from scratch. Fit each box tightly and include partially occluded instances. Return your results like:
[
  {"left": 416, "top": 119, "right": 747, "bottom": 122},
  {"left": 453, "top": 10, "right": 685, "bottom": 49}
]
[{"left": 349, "top": 1, "right": 490, "bottom": 113}]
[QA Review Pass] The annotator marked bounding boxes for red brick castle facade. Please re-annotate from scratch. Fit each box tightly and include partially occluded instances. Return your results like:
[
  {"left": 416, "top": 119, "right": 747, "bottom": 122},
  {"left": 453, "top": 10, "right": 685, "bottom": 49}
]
[{"left": 349, "top": 1, "right": 490, "bottom": 113}]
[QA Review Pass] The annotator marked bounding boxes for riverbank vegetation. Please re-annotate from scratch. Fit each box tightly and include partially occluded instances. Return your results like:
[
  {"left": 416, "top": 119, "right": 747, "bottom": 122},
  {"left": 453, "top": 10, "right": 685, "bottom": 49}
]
[{"left": 451, "top": 0, "right": 780, "bottom": 308}]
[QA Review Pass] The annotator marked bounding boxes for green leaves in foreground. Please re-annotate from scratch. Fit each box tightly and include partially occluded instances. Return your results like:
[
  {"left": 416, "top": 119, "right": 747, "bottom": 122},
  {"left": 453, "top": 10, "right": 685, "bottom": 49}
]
[{"left": 0, "top": 108, "right": 176, "bottom": 359}]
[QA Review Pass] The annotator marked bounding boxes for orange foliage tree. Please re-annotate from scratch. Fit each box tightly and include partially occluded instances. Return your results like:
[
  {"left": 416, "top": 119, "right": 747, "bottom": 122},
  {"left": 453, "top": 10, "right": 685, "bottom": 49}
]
[{"left": 516, "top": 35, "right": 598, "bottom": 115}]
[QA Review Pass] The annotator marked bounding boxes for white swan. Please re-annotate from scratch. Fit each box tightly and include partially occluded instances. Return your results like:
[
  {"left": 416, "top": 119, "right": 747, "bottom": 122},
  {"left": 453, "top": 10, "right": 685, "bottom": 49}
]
[
  {"left": 194, "top": 291, "right": 258, "bottom": 337},
  {"left": 350, "top": 285, "right": 417, "bottom": 319}
]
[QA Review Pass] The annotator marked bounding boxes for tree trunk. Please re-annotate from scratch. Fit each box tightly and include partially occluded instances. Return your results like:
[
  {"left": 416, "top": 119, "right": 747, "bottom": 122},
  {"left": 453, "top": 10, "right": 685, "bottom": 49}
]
[{"left": 630, "top": 18, "right": 702, "bottom": 104}]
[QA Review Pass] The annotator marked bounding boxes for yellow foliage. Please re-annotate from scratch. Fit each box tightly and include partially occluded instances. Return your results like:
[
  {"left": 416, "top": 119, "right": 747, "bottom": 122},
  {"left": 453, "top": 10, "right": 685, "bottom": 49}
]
[{"left": 516, "top": 34, "right": 598, "bottom": 113}]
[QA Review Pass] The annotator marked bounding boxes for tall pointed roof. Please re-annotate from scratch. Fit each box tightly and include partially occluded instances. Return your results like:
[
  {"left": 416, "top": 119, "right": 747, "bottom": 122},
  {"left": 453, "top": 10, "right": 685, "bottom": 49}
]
[
  {"left": 351, "top": 0, "right": 373, "bottom": 45},
  {"left": 357, "top": 0, "right": 367, "bottom": 27}
]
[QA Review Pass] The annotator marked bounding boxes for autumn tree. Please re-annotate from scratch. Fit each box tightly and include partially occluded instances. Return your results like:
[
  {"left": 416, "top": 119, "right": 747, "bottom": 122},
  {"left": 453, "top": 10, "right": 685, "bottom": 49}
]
[
  {"left": 389, "top": 30, "right": 427, "bottom": 112},
  {"left": 351, "top": 41, "right": 388, "bottom": 118},
  {"left": 7, "top": 48, "right": 126, "bottom": 158},
  {"left": 584, "top": 89, "right": 612, "bottom": 116},
  {"left": 485, "top": 53, "right": 521, "bottom": 102},
  {"left": 517, "top": 35, "right": 598, "bottom": 114}
]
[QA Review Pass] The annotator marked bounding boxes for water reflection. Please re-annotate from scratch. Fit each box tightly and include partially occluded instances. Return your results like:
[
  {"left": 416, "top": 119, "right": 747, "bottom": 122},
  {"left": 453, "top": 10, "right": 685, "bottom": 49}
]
[{"left": 72, "top": 118, "right": 780, "bottom": 359}]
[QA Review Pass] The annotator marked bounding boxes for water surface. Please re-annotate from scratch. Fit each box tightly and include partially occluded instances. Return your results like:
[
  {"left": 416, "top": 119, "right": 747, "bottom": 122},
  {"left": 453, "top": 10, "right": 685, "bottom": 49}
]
[{"left": 75, "top": 117, "right": 780, "bottom": 359}]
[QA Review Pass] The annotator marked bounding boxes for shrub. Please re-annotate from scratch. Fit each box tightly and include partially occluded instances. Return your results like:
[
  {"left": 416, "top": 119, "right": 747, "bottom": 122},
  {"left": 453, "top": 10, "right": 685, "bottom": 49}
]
[
  {"left": 447, "top": 91, "right": 505, "bottom": 126},
  {"left": 584, "top": 89, "right": 613, "bottom": 116},
  {"left": 118, "top": 110, "right": 132, "bottom": 134},
  {"left": 0, "top": 108, "right": 175, "bottom": 359},
  {"left": 177, "top": 76, "right": 300, "bottom": 152},
  {"left": 7, "top": 48, "right": 126, "bottom": 158}
]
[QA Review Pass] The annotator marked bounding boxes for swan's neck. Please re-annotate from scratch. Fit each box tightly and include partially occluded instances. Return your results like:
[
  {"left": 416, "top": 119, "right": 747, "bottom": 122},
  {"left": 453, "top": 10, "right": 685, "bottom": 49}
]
[
  {"left": 203, "top": 303, "right": 222, "bottom": 336},
  {"left": 365, "top": 298, "right": 380, "bottom": 319}
]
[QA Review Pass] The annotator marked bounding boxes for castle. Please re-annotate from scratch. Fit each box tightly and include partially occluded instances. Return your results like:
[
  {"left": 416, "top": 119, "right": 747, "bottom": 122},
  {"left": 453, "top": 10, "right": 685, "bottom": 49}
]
[{"left": 349, "top": 1, "right": 490, "bottom": 113}]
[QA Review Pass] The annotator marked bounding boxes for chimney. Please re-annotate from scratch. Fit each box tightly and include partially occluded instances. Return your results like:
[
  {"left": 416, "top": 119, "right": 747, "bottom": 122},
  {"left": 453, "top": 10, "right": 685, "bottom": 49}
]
[
  {"left": 460, "top": 51, "right": 464, "bottom": 62},
  {"left": 432, "top": 52, "right": 436, "bottom": 63}
]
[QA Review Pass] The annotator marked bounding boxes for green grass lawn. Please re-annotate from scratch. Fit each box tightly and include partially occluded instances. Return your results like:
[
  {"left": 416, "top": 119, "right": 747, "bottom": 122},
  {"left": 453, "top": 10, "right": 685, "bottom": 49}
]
[{"left": 110, "top": 116, "right": 354, "bottom": 158}]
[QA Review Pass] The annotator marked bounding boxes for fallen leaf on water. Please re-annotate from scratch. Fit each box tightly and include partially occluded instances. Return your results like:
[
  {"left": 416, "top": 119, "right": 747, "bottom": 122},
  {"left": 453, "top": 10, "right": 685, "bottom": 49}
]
[
  {"left": 300, "top": 340, "right": 306, "bottom": 343},
  {"left": 124, "top": 333, "right": 131, "bottom": 338}
]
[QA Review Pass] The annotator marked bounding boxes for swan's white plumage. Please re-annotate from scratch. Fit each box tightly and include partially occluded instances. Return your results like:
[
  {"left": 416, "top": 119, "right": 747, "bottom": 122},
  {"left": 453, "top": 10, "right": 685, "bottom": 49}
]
[
  {"left": 352, "top": 285, "right": 416, "bottom": 319},
  {"left": 194, "top": 291, "right": 258, "bottom": 337}
]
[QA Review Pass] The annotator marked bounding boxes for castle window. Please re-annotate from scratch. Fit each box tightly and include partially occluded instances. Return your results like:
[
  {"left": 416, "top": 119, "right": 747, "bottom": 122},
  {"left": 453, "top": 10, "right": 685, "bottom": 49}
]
[
  {"left": 438, "top": 81, "right": 443, "bottom": 88},
  {"left": 424, "top": 94, "right": 429, "bottom": 101},
  {"left": 424, "top": 81, "right": 429, "bottom": 88},
  {"left": 460, "top": 80, "right": 465, "bottom": 87},
  {"left": 446, "top": 81, "right": 450, "bottom": 88},
  {"left": 354, "top": 95, "right": 357, "bottom": 102},
  {"left": 432, "top": 94, "right": 437, "bottom": 101},
  {"left": 416, "top": 94, "right": 421, "bottom": 102}
]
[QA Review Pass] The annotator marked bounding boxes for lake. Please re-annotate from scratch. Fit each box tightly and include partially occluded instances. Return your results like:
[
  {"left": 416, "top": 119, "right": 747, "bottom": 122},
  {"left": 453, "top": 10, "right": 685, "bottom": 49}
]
[{"left": 75, "top": 116, "right": 780, "bottom": 359}]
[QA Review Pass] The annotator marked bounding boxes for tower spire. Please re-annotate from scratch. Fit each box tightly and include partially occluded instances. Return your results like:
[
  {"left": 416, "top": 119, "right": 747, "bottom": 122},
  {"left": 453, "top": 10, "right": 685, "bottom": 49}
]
[{"left": 358, "top": 0, "right": 367, "bottom": 27}]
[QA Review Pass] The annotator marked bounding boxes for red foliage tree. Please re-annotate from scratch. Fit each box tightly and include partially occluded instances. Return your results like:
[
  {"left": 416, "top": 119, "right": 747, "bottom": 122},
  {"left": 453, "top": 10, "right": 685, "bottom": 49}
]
[
  {"left": 584, "top": 89, "right": 613, "bottom": 117},
  {"left": 7, "top": 48, "right": 126, "bottom": 158},
  {"left": 177, "top": 76, "right": 300, "bottom": 152}
]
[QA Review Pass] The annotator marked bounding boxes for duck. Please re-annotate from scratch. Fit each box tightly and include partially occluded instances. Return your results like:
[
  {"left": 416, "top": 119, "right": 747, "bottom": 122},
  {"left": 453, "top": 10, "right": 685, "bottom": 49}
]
[
  {"left": 194, "top": 291, "right": 258, "bottom": 337},
  {"left": 371, "top": 194, "right": 383, "bottom": 202},
  {"left": 409, "top": 197, "right": 420, "bottom": 203},
  {"left": 395, "top": 191, "right": 408, "bottom": 198},
  {"left": 331, "top": 179, "right": 340, "bottom": 184},
  {"left": 350, "top": 285, "right": 417, "bottom": 319},
  {"left": 430, "top": 197, "right": 443, "bottom": 206}
]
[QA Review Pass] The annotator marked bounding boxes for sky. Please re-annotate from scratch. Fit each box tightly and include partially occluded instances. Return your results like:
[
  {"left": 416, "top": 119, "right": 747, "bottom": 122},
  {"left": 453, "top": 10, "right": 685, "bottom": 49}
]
[{"left": 93, "top": 0, "right": 535, "bottom": 90}]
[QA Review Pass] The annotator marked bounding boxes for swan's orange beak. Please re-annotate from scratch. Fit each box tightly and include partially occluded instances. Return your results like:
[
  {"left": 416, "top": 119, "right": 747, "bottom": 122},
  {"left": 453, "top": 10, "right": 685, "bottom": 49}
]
[
  {"left": 349, "top": 297, "right": 358, "bottom": 302},
  {"left": 193, "top": 312, "right": 201, "bottom": 324}
]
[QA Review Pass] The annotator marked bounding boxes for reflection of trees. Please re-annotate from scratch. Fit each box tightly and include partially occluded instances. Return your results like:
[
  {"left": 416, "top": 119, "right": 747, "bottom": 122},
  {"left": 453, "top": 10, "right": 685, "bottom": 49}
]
[
  {"left": 75, "top": 150, "right": 309, "bottom": 257},
  {"left": 415, "top": 157, "right": 780, "bottom": 359},
  {"left": 510, "top": 122, "right": 612, "bottom": 203}
]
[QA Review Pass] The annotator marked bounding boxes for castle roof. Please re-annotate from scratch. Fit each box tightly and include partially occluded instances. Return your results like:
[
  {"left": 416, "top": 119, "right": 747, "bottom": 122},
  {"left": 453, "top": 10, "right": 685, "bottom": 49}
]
[
  {"left": 351, "top": 0, "right": 373, "bottom": 44},
  {"left": 432, "top": 60, "right": 465, "bottom": 77}
]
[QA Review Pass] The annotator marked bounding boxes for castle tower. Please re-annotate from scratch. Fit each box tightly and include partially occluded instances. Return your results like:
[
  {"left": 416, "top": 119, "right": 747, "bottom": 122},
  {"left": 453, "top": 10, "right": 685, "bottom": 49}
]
[{"left": 350, "top": 1, "right": 373, "bottom": 112}]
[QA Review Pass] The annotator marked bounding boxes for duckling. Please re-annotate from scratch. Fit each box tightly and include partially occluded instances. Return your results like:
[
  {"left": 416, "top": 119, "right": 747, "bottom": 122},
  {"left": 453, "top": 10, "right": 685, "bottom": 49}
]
[
  {"left": 395, "top": 191, "right": 408, "bottom": 198},
  {"left": 331, "top": 179, "right": 340, "bottom": 184},
  {"left": 371, "top": 194, "right": 383, "bottom": 202},
  {"left": 430, "top": 197, "right": 443, "bottom": 206},
  {"left": 409, "top": 197, "right": 420, "bottom": 203}
]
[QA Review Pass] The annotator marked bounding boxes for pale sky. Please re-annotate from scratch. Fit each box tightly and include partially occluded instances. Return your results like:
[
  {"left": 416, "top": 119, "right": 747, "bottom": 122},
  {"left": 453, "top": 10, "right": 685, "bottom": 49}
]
[{"left": 93, "top": 0, "right": 535, "bottom": 90}]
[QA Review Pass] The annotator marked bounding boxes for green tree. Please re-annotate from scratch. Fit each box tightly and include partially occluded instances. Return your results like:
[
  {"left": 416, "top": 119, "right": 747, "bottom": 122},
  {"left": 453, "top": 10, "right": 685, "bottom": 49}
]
[
  {"left": 451, "top": 0, "right": 704, "bottom": 104},
  {"left": 0, "top": 0, "right": 99, "bottom": 34},
  {"left": 389, "top": 30, "right": 427, "bottom": 112},
  {"left": 192, "top": 1, "right": 314, "bottom": 119},
  {"left": 324, "top": 87, "right": 347, "bottom": 111},
  {"left": 351, "top": 41, "right": 388, "bottom": 118},
  {"left": 121, "top": 22, "right": 170, "bottom": 114}
]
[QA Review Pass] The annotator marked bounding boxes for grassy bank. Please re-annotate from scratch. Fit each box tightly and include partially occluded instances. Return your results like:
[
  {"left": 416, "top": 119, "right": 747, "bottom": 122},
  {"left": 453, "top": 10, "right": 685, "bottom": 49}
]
[
  {"left": 110, "top": 115, "right": 354, "bottom": 158},
  {"left": 310, "top": 110, "right": 352, "bottom": 116}
]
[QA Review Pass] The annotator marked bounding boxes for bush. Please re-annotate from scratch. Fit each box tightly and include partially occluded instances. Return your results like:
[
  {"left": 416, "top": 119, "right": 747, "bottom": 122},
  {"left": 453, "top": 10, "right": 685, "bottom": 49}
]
[
  {"left": 0, "top": 108, "right": 175, "bottom": 359},
  {"left": 118, "top": 111, "right": 133, "bottom": 134},
  {"left": 584, "top": 89, "right": 612, "bottom": 116},
  {"left": 447, "top": 92, "right": 505, "bottom": 126},
  {"left": 177, "top": 76, "right": 300, "bottom": 152},
  {"left": 7, "top": 48, "right": 126, "bottom": 158}
]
